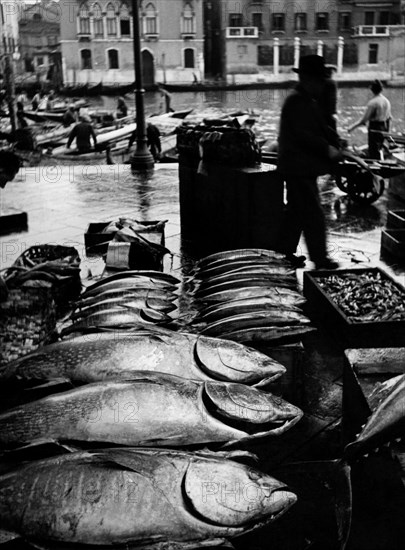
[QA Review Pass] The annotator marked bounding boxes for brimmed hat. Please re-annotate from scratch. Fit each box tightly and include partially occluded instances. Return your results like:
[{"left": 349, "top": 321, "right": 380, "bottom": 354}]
[
  {"left": 79, "top": 114, "right": 92, "bottom": 123},
  {"left": 293, "top": 55, "right": 328, "bottom": 78}
]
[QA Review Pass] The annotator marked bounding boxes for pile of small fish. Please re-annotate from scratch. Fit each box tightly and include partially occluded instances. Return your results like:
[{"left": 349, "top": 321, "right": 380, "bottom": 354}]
[
  {"left": 61, "top": 270, "right": 180, "bottom": 336},
  {"left": 188, "top": 249, "right": 314, "bottom": 344},
  {"left": 317, "top": 270, "right": 405, "bottom": 322}
]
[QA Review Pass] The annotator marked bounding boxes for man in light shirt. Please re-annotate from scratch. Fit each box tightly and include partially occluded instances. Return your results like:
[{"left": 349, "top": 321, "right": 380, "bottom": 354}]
[{"left": 348, "top": 80, "right": 392, "bottom": 159}]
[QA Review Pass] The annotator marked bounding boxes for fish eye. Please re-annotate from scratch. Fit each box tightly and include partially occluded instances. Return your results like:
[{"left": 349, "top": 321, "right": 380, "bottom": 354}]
[{"left": 248, "top": 469, "right": 261, "bottom": 481}]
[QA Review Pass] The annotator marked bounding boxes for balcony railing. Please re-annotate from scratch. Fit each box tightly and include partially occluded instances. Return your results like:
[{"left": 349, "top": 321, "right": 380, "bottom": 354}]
[
  {"left": 226, "top": 26, "right": 258, "bottom": 38},
  {"left": 353, "top": 25, "right": 389, "bottom": 36}
]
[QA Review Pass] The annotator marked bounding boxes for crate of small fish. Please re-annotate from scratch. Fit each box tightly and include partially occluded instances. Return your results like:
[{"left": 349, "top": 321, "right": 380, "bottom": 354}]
[{"left": 303, "top": 268, "right": 405, "bottom": 347}]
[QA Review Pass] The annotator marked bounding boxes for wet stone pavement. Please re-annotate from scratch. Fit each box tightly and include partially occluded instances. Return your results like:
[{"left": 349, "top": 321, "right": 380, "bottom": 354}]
[{"left": 1, "top": 163, "right": 405, "bottom": 550}]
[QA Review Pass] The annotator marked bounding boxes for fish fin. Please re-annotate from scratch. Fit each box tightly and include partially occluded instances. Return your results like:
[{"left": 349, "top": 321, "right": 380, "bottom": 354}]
[
  {"left": 0, "top": 530, "right": 20, "bottom": 545},
  {"left": 197, "top": 448, "right": 259, "bottom": 464},
  {"left": 0, "top": 439, "right": 78, "bottom": 462},
  {"left": 24, "top": 377, "right": 75, "bottom": 393}
]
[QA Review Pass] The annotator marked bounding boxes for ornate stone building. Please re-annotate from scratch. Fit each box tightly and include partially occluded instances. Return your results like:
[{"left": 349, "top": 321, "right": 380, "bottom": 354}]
[{"left": 60, "top": 0, "right": 204, "bottom": 86}]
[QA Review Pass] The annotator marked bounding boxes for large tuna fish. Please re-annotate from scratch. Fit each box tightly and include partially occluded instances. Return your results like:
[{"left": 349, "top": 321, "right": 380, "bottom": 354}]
[
  {"left": 195, "top": 298, "right": 307, "bottom": 325},
  {"left": 0, "top": 448, "right": 297, "bottom": 547},
  {"left": 0, "top": 328, "right": 285, "bottom": 387},
  {"left": 219, "top": 326, "right": 316, "bottom": 345},
  {"left": 60, "top": 308, "right": 172, "bottom": 337},
  {"left": 0, "top": 372, "right": 303, "bottom": 448},
  {"left": 195, "top": 287, "right": 306, "bottom": 307},
  {"left": 84, "top": 270, "right": 180, "bottom": 289},
  {"left": 195, "top": 248, "right": 288, "bottom": 269},
  {"left": 200, "top": 312, "right": 312, "bottom": 337},
  {"left": 344, "top": 374, "right": 405, "bottom": 460}
]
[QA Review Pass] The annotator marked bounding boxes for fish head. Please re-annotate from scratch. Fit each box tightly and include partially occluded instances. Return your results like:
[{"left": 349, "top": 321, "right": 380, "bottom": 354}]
[
  {"left": 195, "top": 336, "right": 286, "bottom": 386},
  {"left": 344, "top": 374, "right": 405, "bottom": 461},
  {"left": 204, "top": 382, "right": 303, "bottom": 435},
  {"left": 184, "top": 458, "right": 297, "bottom": 529}
]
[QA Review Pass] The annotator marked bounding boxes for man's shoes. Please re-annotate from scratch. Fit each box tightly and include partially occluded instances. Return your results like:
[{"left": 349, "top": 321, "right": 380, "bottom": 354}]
[
  {"left": 314, "top": 258, "right": 340, "bottom": 270},
  {"left": 285, "top": 254, "right": 307, "bottom": 267}
]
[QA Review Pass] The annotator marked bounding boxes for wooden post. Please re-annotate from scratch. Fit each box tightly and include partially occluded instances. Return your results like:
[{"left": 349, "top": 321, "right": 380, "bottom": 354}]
[
  {"left": 4, "top": 54, "right": 17, "bottom": 133},
  {"left": 273, "top": 37, "right": 279, "bottom": 76},
  {"left": 130, "top": 0, "right": 154, "bottom": 171}
]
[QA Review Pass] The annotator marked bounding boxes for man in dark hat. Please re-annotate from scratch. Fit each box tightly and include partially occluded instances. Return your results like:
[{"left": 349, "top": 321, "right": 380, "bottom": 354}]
[
  {"left": 277, "top": 55, "right": 342, "bottom": 270},
  {"left": 347, "top": 80, "right": 391, "bottom": 159}
]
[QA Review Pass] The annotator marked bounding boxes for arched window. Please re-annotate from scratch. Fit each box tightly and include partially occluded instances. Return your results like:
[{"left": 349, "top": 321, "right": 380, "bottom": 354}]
[
  {"left": 144, "top": 2, "right": 157, "bottom": 35},
  {"left": 182, "top": 2, "right": 195, "bottom": 34},
  {"left": 184, "top": 48, "right": 195, "bottom": 68},
  {"left": 79, "top": 2, "right": 90, "bottom": 34},
  {"left": 120, "top": 2, "right": 131, "bottom": 36},
  {"left": 106, "top": 2, "right": 117, "bottom": 36},
  {"left": 108, "top": 48, "right": 119, "bottom": 69},
  {"left": 92, "top": 3, "right": 104, "bottom": 37},
  {"left": 81, "top": 49, "right": 92, "bottom": 69}
]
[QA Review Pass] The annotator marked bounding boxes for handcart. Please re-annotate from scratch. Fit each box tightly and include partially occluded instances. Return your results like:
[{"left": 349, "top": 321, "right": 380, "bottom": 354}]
[
  {"left": 261, "top": 142, "right": 405, "bottom": 206},
  {"left": 334, "top": 150, "right": 405, "bottom": 205}
]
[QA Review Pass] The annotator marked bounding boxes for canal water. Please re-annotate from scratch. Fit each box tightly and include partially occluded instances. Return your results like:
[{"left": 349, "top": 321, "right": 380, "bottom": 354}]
[{"left": 97, "top": 85, "right": 405, "bottom": 149}]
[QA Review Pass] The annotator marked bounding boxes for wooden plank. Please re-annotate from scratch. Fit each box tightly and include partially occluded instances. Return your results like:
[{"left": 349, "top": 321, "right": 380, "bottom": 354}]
[{"left": 345, "top": 348, "right": 405, "bottom": 375}]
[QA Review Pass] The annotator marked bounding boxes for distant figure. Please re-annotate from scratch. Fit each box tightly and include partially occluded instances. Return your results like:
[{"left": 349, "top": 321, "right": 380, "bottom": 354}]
[
  {"left": 146, "top": 122, "right": 161, "bottom": 160},
  {"left": 46, "top": 90, "right": 56, "bottom": 111},
  {"left": 66, "top": 115, "right": 97, "bottom": 153},
  {"left": 14, "top": 126, "right": 37, "bottom": 151},
  {"left": 192, "top": 72, "right": 199, "bottom": 85},
  {"left": 16, "top": 111, "right": 28, "bottom": 129},
  {"left": 0, "top": 150, "right": 21, "bottom": 189},
  {"left": 159, "top": 87, "right": 174, "bottom": 113},
  {"left": 127, "top": 122, "right": 161, "bottom": 161},
  {"left": 117, "top": 96, "right": 128, "bottom": 118},
  {"left": 62, "top": 106, "right": 77, "bottom": 128},
  {"left": 0, "top": 90, "right": 6, "bottom": 110},
  {"left": 16, "top": 92, "right": 25, "bottom": 113},
  {"left": 347, "top": 79, "right": 392, "bottom": 159},
  {"left": 31, "top": 91, "right": 41, "bottom": 111}
]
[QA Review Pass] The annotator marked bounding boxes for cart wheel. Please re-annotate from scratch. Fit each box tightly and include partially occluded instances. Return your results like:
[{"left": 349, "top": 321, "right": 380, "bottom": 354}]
[{"left": 335, "top": 170, "right": 385, "bottom": 205}]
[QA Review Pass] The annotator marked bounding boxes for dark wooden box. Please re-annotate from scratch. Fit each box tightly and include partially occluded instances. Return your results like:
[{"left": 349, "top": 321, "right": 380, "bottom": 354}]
[
  {"left": 84, "top": 221, "right": 165, "bottom": 256},
  {"left": 303, "top": 267, "right": 405, "bottom": 348},
  {"left": 381, "top": 229, "right": 405, "bottom": 258},
  {"left": 387, "top": 210, "right": 405, "bottom": 230}
]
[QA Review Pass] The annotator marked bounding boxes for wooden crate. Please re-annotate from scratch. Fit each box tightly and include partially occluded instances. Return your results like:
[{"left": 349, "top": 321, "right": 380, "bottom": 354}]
[
  {"left": 381, "top": 229, "right": 405, "bottom": 258},
  {"left": 387, "top": 210, "right": 405, "bottom": 230},
  {"left": 304, "top": 268, "right": 405, "bottom": 348},
  {"left": 84, "top": 220, "right": 165, "bottom": 256}
]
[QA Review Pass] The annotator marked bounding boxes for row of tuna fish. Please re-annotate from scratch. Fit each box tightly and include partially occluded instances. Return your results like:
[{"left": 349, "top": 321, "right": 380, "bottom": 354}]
[
  {"left": 61, "top": 270, "right": 181, "bottom": 336},
  {"left": 188, "top": 249, "right": 314, "bottom": 344},
  {"left": 0, "top": 262, "right": 302, "bottom": 548}
]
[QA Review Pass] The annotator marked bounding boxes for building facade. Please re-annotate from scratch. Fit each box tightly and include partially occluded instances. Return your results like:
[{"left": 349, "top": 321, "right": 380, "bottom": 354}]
[
  {"left": 19, "top": 1, "right": 61, "bottom": 86},
  {"left": 0, "top": 0, "right": 22, "bottom": 74},
  {"left": 204, "top": 0, "right": 403, "bottom": 78},
  {"left": 60, "top": 0, "right": 204, "bottom": 86}
]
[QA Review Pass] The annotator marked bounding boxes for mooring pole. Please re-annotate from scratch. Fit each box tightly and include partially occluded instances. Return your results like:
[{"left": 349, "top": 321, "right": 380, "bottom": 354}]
[{"left": 130, "top": 0, "right": 154, "bottom": 170}]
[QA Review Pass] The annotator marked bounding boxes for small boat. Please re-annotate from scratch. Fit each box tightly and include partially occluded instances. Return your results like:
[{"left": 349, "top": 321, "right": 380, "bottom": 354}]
[
  {"left": 159, "top": 80, "right": 296, "bottom": 92},
  {"left": 35, "top": 123, "right": 75, "bottom": 147},
  {"left": 51, "top": 123, "right": 137, "bottom": 159},
  {"left": 23, "top": 110, "right": 64, "bottom": 123},
  {"left": 101, "top": 82, "right": 136, "bottom": 96}
]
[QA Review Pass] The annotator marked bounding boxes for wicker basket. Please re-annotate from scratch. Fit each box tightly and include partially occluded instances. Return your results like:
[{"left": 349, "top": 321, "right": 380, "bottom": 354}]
[
  {"left": 10, "top": 244, "right": 82, "bottom": 312},
  {"left": 0, "top": 286, "right": 57, "bottom": 367}
]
